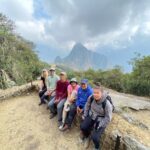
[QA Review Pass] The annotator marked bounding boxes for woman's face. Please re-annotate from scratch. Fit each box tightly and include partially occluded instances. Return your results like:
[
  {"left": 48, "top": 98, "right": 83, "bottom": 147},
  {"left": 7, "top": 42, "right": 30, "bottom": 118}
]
[
  {"left": 43, "top": 71, "right": 48, "bottom": 77},
  {"left": 93, "top": 88, "right": 102, "bottom": 100},
  {"left": 71, "top": 82, "right": 77, "bottom": 87}
]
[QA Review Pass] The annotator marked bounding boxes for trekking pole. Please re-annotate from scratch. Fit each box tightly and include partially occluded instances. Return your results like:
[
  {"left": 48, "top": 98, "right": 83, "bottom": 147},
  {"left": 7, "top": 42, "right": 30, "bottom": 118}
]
[{"left": 115, "top": 135, "right": 121, "bottom": 150}]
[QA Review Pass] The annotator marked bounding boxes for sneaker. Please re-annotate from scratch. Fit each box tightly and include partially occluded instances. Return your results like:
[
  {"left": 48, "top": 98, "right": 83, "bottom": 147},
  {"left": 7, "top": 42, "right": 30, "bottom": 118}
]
[
  {"left": 59, "top": 123, "right": 65, "bottom": 130},
  {"left": 84, "top": 137, "right": 90, "bottom": 149},
  {"left": 64, "top": 104, "right": 70, "bottom": 112},
  {"left": 49, "top": 113, "right": 56, "bottom": 119}
]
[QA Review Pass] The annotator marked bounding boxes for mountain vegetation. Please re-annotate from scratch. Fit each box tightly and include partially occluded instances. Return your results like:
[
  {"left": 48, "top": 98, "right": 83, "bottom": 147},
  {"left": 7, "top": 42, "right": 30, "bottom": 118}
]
[
  {"left": 66, "top": 55, "right": 150, "bottom": 96},
  {"left": 0, "top": 13, "right": 49, "bottom": 89}
]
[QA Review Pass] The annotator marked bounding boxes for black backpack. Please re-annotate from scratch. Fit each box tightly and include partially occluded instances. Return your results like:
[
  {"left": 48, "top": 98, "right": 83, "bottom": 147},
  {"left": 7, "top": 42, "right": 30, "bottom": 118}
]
[{"left": 89, "top": 95, "right": 115, "bottom": 112}]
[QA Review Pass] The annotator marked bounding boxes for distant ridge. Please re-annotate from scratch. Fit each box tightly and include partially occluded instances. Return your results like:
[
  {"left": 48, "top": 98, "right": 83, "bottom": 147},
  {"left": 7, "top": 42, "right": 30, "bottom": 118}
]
[{"left": 55, "top": 43, "right": 107, "bottom": 70}]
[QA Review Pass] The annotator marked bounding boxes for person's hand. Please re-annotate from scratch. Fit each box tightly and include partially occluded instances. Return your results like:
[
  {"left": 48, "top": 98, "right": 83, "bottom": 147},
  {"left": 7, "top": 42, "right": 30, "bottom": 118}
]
[
  {"left": 82, "top": 115, "right": 85, "bottom": 120},
  {"left": 77, "top": 107, "right": 80, "bottom": 115},
  {"left": 77, "top": 107, "right": 83, "bottom": 115},
  {"left": 39, "top": 89, "right": 42, "bottom": 92},
  {"left": 54, "top": 99, "right": 60, "bottom": 105},
  {"left": 69, "top": 98, "right": 75, "bottom": 103}
]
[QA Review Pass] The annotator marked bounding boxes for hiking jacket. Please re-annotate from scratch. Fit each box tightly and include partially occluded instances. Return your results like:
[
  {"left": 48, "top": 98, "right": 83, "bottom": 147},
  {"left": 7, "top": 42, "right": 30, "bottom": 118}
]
[
  {"left": 84, "top": 91, "right": 113, "bottom": 128},
  {"left": 76, "top": 85, "right": 93, "bottom": 108}
]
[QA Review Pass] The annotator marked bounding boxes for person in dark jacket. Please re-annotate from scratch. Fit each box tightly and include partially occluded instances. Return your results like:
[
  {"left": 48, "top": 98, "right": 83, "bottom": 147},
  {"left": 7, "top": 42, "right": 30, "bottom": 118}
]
[
  {"left": 38, "top": 69, "right": 48, "bottom": 105},
  {"left": 48, "top": 72, "right": 69, "bottom": 126},
  {"left": 80, "top": 85, "right": 113, "bottom": 150},
  {"left": 60, "top": 79, "right": 93, "bottom": 131}
]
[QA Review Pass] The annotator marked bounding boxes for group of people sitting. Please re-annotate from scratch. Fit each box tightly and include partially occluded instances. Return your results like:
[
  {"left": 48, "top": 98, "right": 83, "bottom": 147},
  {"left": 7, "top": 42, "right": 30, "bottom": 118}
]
[{"left": 38, "top": 67, "right": 113, "bottom": 150}]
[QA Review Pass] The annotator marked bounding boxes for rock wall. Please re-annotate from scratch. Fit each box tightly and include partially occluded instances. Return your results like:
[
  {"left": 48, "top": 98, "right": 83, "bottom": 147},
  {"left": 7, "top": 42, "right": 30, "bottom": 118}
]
[{"left": 0, "top": 81, "right": 38, "bottom": 101}]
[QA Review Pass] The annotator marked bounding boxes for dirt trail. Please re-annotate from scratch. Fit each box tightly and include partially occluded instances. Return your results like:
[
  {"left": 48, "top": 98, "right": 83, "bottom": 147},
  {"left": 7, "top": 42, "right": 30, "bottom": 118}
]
[
  {"left": 0, "top": 93, "right": 83, "bottom": 150},
  {"left": 0, "top": 92, "right": 150, "bottom": 150}
]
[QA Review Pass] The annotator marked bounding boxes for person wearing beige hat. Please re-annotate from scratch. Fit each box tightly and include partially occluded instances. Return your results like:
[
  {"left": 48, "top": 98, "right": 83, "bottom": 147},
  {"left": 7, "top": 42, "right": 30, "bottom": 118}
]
[{"left": 46, "top": 67, "right": 59, "bottom": 96}]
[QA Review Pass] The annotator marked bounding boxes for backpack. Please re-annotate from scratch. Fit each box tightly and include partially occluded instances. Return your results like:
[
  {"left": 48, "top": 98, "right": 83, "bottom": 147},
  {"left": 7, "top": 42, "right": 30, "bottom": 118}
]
[{"left": 89, "top": 95, "right": 115, "bottom": 112}]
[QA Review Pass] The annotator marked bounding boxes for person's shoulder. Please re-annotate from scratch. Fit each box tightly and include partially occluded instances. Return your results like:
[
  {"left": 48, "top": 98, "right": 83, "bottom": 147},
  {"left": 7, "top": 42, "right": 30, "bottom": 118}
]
[
  {"left": 77, "top": 84, "right": 80, "bottom": 88},
  {"left": 87, "top": 85, "right": 92, "bottom": 91},
  {"left": 66, "top": 80, "right": 70, "bottom": 84},
  {"left": 54, "top": 74, "right": 59, "bottom": 79},
  {"left": 78, "top": 86, "right": 82, "bottom": 91},
  {"left": 68, "top": 84, "right": 71, "bottom": 88},
  {"left": 57, "top": 79, "right": 61, "bottom": 84}
]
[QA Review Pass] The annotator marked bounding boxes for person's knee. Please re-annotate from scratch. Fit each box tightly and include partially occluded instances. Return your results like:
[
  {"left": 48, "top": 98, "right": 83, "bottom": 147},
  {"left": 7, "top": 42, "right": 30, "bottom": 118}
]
[
  {"left": 80, "top": 121, "right": 88, "bottom": 131},
  {"left": 57, "top": 102, "right": 64, "bottom": 111},
  {"left": 70, "top": 104, "right": 76, "bottom": 112},
  {"left": 48, "top": 101, "right": 54, "bottom": 108}
]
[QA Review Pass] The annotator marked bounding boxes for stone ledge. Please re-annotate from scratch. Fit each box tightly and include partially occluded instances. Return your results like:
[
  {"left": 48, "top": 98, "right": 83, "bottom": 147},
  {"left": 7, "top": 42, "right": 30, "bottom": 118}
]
[{"left": 0, "top": 82, "right": 39, "bottom": 101}]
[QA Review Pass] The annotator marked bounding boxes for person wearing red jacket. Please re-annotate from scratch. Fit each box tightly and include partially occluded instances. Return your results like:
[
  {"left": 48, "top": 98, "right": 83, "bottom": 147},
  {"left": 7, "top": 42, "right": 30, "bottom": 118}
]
[{"left": 48, "top": 72, "right": 69, "bottom": 125}]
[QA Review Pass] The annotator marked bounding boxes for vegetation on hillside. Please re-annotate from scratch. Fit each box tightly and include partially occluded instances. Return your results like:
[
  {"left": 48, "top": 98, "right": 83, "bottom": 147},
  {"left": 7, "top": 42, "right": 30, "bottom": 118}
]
[
  {"left": 0, "top": 13, "right": 49, "bottom": 89},
  {"left": 67, "top": 55, "right": 150, "bottom": 96},
  {"left": 1, "top": 13, "right": 149, "bottom": 97}
]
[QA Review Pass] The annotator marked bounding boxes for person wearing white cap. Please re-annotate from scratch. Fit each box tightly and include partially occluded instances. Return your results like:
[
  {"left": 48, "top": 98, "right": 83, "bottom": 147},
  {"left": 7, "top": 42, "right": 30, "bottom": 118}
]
[
  {"left": 46, "top": 67, "right": 59, "bottom": 96},
  {"left": 59, "top": 78, "right": 80, "bottom": 131}
]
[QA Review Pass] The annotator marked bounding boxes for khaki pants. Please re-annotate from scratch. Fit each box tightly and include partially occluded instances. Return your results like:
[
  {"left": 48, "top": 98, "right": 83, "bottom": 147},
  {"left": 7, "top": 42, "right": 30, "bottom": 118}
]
[{"left": 62, "top": 90, "right": 77, "bottom": 123}]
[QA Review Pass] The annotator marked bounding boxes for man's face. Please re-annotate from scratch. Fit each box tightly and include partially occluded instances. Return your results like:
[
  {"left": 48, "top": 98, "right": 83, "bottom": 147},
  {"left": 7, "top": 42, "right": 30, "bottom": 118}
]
[
  {"left": 81, "top": 83, "right": 87, "bottom": 89},
  {"left": 60, "top": 74, "right": 66, "bottom": 81},
  {"left": 50, "top": 70, "right": 55, "bottom": 76},
  {"left": 93, "top": 88, "right": 102, "bottom": 100}
]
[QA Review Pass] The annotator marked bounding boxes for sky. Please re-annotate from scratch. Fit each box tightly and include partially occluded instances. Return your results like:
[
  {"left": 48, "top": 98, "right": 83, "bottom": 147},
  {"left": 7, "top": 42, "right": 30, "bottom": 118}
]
[{"left": 0, "top": 0, "right": 150, "bottom": 72}]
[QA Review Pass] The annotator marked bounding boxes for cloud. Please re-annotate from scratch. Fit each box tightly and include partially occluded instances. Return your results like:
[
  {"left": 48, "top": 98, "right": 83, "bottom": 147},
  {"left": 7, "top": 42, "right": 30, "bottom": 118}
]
[
  {"left": 42, "top": 0, "right": 150, "bottom": 49},
  {"left": 0, "top": 0, "right": 150, "bottom": 58},
  {"left": 0, "top": 0, "right": 33, "bottom": 21}
]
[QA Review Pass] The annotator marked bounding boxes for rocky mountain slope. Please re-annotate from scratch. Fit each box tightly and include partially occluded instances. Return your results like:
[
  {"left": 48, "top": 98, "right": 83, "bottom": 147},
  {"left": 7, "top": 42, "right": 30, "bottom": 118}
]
[{"left": 55, "top": 43, "right": 108, "bottom": 70}]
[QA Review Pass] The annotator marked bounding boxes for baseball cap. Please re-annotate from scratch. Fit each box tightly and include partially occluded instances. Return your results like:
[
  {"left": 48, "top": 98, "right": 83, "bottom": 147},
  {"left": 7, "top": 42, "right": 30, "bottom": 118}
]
[{"left": 81, "top": 79, "right": 88, "bottom": 84}]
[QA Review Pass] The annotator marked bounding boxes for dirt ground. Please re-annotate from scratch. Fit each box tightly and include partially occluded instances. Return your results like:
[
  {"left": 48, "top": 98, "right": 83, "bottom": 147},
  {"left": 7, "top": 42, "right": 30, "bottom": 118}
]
[
  {"left": 0, "top": 93, "right": 150, "bottom": 150},
  {"left": 0, "top": 93, "right": 83, "bottom": 150}
]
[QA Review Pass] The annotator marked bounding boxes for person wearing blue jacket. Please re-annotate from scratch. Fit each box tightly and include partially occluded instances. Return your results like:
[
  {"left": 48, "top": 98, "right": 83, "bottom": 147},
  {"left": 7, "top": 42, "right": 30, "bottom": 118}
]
[
  {"left": 60, "top": 79, "right": 93, "bottom": 131},
  {"left": 76, "top": 79, "right": 93, "bottom": 116}
]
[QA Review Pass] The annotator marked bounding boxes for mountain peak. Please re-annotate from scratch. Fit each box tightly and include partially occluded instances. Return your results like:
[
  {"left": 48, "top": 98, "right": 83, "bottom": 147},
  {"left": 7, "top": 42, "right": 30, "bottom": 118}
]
[
  {"left": 55, "top": 43, "right": 107, "bottom": 70},
  {"left": 71, "top": 43, "right": 88, "bottom": 53}
]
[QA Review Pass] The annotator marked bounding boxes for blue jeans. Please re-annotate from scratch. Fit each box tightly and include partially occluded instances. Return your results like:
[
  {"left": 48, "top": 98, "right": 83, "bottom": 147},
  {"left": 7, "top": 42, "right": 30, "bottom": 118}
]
[{"left": 48, "top": 98, "right": 66, "bottom": 122}]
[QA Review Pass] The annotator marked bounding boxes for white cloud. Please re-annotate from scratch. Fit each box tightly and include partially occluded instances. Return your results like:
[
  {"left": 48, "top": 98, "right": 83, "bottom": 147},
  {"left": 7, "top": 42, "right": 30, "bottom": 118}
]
[
  {"left": 0, "top": 0, "right": 33, "bottom": 21},
  {"left": 1, "top": 0, "right": 150, "bottom": 52}
]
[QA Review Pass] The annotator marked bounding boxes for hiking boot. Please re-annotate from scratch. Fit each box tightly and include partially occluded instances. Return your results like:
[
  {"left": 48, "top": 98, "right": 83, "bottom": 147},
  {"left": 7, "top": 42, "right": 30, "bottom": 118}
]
[
  {"left": 46, "top": 106, "right": 49, "bottom": 110},
  {"left": 38, "top": 102, "right": 42, "bottom": 106},
  {"left": 49, "top": 113, "right": 56, "bottom": 119}
]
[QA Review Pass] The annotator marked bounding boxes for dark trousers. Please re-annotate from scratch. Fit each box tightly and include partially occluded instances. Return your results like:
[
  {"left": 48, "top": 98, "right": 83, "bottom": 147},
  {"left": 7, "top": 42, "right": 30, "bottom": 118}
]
[
  {"left": 39, "top": 88, "right": 47, "bottom": 98},
  {"left": 65, "top": 103, "right": 77, "bottom": 127},
  {"left": 80, "top": 116, "right": 105, "bottom": 149}
]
